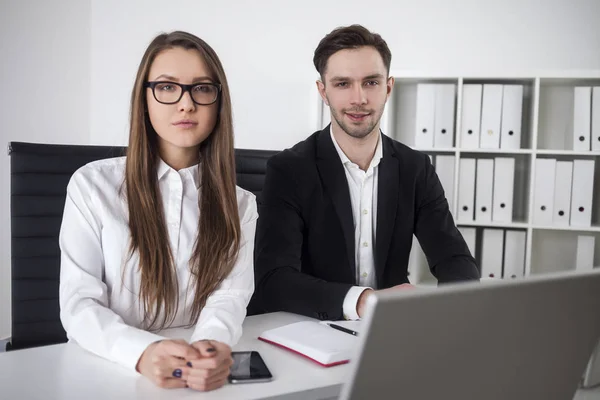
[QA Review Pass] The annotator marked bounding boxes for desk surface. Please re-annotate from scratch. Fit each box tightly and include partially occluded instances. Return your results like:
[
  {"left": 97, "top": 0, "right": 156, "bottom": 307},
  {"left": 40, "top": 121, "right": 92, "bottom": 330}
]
[
  {"left": 1, "top": 312, "right": 600, "bottom": 400},
  {"left": 0, "top": 312, "right": 348, "bottom": 400}
]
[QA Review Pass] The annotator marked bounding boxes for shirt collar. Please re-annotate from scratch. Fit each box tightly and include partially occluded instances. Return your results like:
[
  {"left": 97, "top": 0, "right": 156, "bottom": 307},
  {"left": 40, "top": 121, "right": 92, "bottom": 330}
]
[
  {"left": 157, "top": 158, "right": 201, "bottom": 189},
  {"left": 329, "top": 126, "right": 383, "bottom": 170}
]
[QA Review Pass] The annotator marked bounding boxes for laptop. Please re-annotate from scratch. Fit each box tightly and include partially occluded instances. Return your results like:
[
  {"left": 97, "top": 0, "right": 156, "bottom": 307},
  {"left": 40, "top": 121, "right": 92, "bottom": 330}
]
[{"left": 339, "top": 270, "right": 600, "bottom": 400}]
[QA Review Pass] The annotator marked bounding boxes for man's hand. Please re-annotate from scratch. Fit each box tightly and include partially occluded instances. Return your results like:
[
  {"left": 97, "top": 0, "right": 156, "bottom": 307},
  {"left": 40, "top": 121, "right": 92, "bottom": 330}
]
[{"left": 356, "top": 284, "right": 416, "bottom": 318}]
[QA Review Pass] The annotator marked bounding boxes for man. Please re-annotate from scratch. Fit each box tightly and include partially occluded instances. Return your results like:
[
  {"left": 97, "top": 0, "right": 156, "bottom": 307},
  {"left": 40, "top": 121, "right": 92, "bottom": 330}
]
[{"left": 253, "top": 24, "right": 479, "bottom": 321}]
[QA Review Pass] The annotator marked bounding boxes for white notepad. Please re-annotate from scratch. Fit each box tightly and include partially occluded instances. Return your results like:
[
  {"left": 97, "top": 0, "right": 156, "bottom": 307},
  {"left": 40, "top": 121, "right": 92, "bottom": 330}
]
[{"left": 258, "top": 321, "right": 361, "bottom": 367}]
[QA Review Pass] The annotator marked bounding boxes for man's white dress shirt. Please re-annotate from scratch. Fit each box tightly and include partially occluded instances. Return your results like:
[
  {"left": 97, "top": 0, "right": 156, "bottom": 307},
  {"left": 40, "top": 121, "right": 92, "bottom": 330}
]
[{"left": 330, "top": 128, "right": 383, "bottom": 320}]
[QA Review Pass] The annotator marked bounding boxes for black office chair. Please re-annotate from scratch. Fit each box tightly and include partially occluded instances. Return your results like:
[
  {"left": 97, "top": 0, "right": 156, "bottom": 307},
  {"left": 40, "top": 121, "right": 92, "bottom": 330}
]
[{"left": 7, "top": 141, "right": 277, "bottom": 351}]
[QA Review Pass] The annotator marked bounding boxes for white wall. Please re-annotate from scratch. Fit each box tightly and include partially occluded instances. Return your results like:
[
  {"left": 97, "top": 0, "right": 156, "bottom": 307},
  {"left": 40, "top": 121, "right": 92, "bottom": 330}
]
[
  {"left": 1, "top": 0, "right": 600, "bottom": 339},
  {"left": 0, "top": 0, "right": 91, "bottom": 339}
]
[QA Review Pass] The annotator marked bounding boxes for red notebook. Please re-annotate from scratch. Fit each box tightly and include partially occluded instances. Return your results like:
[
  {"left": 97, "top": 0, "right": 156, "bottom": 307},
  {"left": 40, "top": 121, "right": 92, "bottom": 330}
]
[{"left": 258, "top": 321, "right": 360, "bottom": 367}]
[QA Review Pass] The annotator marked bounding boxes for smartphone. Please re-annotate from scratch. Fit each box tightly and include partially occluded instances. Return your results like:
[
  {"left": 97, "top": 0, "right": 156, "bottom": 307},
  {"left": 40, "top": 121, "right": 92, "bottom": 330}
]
[{"left": 228, "top": 351, "right": 273, "bottom": 384}]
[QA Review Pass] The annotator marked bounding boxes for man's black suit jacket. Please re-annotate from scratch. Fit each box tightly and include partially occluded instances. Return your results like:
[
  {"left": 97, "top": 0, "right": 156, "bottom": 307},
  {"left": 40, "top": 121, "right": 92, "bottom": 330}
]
[{"left": 253, "top": 127, "right": 479, "bottom": 320}]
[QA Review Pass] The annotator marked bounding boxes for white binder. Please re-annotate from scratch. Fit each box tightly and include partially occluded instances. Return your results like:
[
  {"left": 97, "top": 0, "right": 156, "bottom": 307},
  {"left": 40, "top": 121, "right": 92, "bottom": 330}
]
[
  {"left": 458, "top": 158, "right": 476, "bottom": 222},
  {"left": 415, "top": 84, "right": 436, "bottom": 148},
  {"left": 575, "top": 235, "right": 595, "bottom": 272},
  {"left": 592, "top": 87, "right": 600, "bottom": 151},
  {"left": 436, "top": 155, "right": 456, "bottom": 215},
  {"left": 570, "top": 159, "right": 595, "bottom": 227},
  {"left": 480, "top": 84, "right": 503, "bottom": 149},
  {"left": 481, "top": 229, "right": 504, "bottom": 279},
  {"left": 460, "top": 84, "right": 482, "bottom": 149},
  {"left": 533, "top": 158, "right": 556, "bottom": 225},
  {"left": 433, "top": 84, "right": 456, "bottom": 148},
  {"left": 500, "top": 85, "right": 523, "bottom": 149},
  {"left": 503, "top": 230, "right": 526, "bottom": 279},
  {"left": 475, "top": 159, "right": 494, "bottom": 223},
  {"left": 573, "top": 86, "right": 592, "bottom": 151},
  {"left": 552, "top": 161, "right": 573, "bottom": 227},
  {"left": 458, "top": 227, "right": 477, "bottom": 259},
  {"left": 407, "top": 235, "right": 429, "bottom": 283},
  {"left": 492, "top": 157, "right": 515, "bottom": 222}
]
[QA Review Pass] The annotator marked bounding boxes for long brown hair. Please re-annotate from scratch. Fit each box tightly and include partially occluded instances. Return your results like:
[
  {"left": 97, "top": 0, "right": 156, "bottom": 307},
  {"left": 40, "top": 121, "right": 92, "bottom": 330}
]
[{"left": 125, "top": 31, "right": 240, "bottom": 330}]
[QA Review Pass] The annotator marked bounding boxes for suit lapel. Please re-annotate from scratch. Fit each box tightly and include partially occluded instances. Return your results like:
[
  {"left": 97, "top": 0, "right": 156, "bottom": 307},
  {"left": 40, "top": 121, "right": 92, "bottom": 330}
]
[
  {"left": 316, "top": 130, "right": 356, "bottom": 280},
  {"left": 375, "top": 136, "right": 399, "bottom": 287}
]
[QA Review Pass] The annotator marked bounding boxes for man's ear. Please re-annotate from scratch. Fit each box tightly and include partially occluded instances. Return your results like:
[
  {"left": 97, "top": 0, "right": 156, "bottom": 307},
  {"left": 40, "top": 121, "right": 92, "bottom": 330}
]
[
  {"left": 386, "top": 76, "right": 395, "bottom": 100},
  {"left": 316, "top": 80, "right": 329, "bottom": 106}
]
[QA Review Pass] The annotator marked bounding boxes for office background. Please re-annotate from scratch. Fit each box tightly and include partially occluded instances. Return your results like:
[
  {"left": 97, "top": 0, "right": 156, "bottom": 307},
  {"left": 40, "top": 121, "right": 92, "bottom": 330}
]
[{"left": 1, "top": 0, "right": 600, "bottom": 340}]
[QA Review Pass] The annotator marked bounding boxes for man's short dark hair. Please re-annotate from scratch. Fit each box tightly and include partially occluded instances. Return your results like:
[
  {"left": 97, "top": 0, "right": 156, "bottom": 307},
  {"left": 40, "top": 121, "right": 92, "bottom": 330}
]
[{"left": 313, "top": 24, "right": 392, "bottom": 79}]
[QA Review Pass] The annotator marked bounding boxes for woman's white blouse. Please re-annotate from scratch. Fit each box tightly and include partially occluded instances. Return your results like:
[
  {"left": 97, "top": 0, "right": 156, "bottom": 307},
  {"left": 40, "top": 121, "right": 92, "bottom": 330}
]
[{"left": 58, "top": 156, "right": 257, "bottom": 370}]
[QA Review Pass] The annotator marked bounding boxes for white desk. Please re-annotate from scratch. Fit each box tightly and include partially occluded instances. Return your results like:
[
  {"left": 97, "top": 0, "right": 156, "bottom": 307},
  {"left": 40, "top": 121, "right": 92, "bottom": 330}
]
[
  {"left": 0, "top": 312, "right": 348, "bottom": 400},
  {"left": 1, "top": 311, "right": 600, "bottom": 400}
]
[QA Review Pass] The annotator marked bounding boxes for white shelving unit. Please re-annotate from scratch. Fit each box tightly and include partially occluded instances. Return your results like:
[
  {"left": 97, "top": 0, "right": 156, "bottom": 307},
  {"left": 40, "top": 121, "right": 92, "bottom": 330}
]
[{"left": 315, "top": 71, "right": 600, "bottom": 283}]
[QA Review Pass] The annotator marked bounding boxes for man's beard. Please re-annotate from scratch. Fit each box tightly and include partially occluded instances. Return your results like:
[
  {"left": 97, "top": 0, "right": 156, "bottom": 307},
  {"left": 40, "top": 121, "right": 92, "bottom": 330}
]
[{"left": 330, "top": 104, "right": 384, "bottom": 139}]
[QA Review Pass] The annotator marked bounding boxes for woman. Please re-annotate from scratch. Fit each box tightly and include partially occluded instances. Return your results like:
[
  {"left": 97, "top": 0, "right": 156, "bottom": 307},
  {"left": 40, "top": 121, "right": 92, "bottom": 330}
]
[{"left": 58, "top": 31, "right": 257, "bottom": 392}]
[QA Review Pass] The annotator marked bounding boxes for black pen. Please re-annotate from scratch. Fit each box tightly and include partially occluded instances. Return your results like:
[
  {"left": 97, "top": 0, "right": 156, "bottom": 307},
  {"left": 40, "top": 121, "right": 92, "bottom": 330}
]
[{"left": 327, "top": 323, "right": 359, "bottom": 336}]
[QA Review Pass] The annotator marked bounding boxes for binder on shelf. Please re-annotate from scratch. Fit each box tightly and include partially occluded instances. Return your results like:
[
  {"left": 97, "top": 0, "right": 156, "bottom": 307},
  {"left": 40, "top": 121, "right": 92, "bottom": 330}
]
[
  {"left": 436, "top": 155, "right": 456, "bottom": 214},
  {"left": 500, "top": 85, "right": 524, "bottom": 149},
  {"left": 458, "top": 227, "right": 477, "bottom": 259},
  {"left": 415, "top": 83, "right": 436, "bottom": 148},
  {"left": 481, "top": 228, "right": 504, "bottom": 279},
  {"left": 570, "top": 159, "right": 595, "bottom": 227},
  {"left": 503, "top": 230, "right": 526, "bottom": 279},
  {"left": 408, "top": 235, "right": 428, "bottom": 283},
  {"left": 433, "top": 84, "right": 455, "bottom": 148},
  {"left": 460, "top": 84, "right": 482, "bottom": 149},
  {"left": 479, "top": 84, "right": 503, "bottom": 149},
  {"left": 552, "top": 161, "right": 573, "bottom": 227},
  {"left": 458, "top": 158, "right": 476, "bottom": 222},
  {"left": 573, "top": 86, "right": 592, "bottom": 151},
  {"left": 592, "top": 87, "right": 600, "bottom": 151},
  {"left": 492, "top": 157, "right": 515, "bottom": 223},
  {"left": 475, "top": 159, "right": 494, "bottom": 223},
  {"left": 575, "top": 235, "right": 595, "bottom": 272},
  {"left": 533, "top": 158, "right": 556, "bottom": 225}
]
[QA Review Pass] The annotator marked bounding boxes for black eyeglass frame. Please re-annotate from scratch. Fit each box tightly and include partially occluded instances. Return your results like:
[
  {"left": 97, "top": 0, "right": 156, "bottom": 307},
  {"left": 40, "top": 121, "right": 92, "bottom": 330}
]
[{"left": 144, "top": 81, "right": 222, "bottom": 105}]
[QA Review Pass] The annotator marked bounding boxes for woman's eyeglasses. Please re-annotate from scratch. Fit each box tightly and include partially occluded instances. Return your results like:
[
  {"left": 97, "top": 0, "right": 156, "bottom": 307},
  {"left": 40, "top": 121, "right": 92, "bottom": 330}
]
[{"left": 144, "top": 81, "right": 221, "bottom": 105}]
